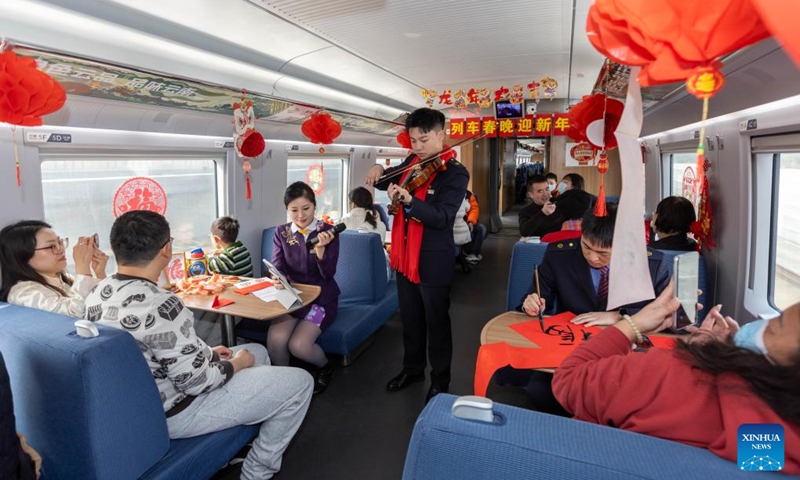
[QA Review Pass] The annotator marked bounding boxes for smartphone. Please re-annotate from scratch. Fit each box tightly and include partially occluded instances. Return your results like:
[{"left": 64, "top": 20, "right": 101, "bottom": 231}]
[
  {"left": 673, "top": 251, "right": 699, "bottom": 329},
  {"left": 92, "top": 233, "right": 100, "bottom": 248}
]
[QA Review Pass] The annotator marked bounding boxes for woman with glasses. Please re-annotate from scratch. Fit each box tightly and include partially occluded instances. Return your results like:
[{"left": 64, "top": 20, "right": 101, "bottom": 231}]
[{"left": 0, "top": 220, "right": 108, "bottom": 317}]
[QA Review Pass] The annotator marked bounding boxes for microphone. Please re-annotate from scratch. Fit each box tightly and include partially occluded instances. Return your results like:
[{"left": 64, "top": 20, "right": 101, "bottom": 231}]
[{"left": 306, "top": 223, "right": 347, "bottom": 249}]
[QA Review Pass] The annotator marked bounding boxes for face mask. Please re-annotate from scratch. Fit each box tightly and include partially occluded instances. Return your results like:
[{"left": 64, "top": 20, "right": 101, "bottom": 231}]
[
  {"left": 547, "top": 184, "right": 556, "bottom": 192},
  {"left": 557, "top": 183, "right": 567, "bottom": 194},
  {"left": 734, "top": 319, "right": 772, "bottom": 361}
]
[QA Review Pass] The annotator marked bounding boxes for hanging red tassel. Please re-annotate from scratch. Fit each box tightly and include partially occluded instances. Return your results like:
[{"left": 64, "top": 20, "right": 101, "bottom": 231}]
[
  {"left": 594, "top": 152, "right": 609, "bottom": 217},
  {"left": 245, "top": 174, "right": 252, "bottom": 200}
]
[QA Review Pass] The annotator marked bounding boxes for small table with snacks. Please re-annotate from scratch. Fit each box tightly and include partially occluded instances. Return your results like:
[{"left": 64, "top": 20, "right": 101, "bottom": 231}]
[{"left": 177, "top": 276, "right": 321, "bottom": 347}]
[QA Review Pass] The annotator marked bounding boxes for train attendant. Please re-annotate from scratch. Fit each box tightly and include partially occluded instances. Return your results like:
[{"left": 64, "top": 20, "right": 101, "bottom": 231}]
[
  {"left": 269, "top": 181, "right": 340, "bottom": 394},
  {"left": 0, "top": 220, "right": 107, "bottom": 317},
  {"left": 366, "top": 108, "right": 469, "bottom": 402},
  {"left": 553, "top": 283, "right": 800, "bottom": 473}
]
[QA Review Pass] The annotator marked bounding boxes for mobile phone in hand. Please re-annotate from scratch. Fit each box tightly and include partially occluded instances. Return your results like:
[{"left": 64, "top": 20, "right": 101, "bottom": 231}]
[
  {"left": 92, "top": 233, "right": 100, "bottom": 248},
  {"left": 673, "top": 251, "right": 699, "bottom": 329}
]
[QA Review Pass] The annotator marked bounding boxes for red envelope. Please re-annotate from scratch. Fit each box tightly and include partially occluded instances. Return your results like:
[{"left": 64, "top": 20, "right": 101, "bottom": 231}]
[{"left": 211, "top": 296, "right": 234, "bottom": 309}]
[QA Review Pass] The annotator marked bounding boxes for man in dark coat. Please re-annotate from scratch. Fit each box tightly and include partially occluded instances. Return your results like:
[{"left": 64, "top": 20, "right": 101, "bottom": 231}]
[{"left": 366, "top": 108, "right": 469, "bottom": 402}]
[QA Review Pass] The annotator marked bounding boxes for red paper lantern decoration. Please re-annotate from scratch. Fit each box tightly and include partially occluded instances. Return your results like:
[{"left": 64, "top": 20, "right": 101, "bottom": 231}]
[
  {"left": 586, "top": 0, "right": 770, "bottom": 88},
  {"left": 302, "top": 112, "right": 342, "bottom": 154},
  {"left": 396, "top": 129, "right": 412, "bottom": 149},
  {"left": 0, "top": 51, "right": 66, "bottom": 126},
  {"left": 239, "top": 129, "right": 265, "bottom": 158},
  {"left": 567, "top": 93, "right": 624, "bottom": 150},
  {"left": 686, "top": 66, "right": 726, "bottom": 100}
]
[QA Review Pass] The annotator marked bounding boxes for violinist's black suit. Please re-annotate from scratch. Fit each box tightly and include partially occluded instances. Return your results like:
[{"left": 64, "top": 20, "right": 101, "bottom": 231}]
[{"left": 375, "top": 153, "right": 469, "bottom": 389}]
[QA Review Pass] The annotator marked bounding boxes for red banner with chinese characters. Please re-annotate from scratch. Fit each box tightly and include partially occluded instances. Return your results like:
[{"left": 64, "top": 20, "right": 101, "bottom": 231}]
[
  {"left": 481, "top": 117, "right": 498, "bottom": 137},
  {"left": 534, "top": 114, "right": 553, "bottom": 136},
  {"left": 449, "top": 119, "right": 465, "bottom": 139},
  {"left": 465, "top": 118, "right": 481, "bottom": 138},
  {"left": 552, "top": 113, "right": 570, "bottom": 136},
  {"left": 516, "top": 116, "right": 534, "bottom": 137},
  {"left": 498, "top": 118, "right": 516, "bottom": 138}
]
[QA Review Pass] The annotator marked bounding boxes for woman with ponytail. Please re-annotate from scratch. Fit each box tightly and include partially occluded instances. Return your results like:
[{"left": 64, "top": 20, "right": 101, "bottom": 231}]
[{"left": 342, "top": 187, "right": 387, "bottom": 242}]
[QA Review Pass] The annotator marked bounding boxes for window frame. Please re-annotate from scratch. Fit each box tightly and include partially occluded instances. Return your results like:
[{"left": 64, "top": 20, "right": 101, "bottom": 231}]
[
  {"left": 39, "top": 150, "right": 225, "bottom": 256},
  {"left": 285, "top": 154, "right": 349, "bottom": 222},
  {"left": 767, "top": 153, "right": 781, "bottom": 310}
]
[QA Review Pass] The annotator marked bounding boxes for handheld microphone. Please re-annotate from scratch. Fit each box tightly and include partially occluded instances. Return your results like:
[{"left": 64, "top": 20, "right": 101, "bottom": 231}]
[{"left": 306, "top": 223, "right": 347, "bottom": 248}]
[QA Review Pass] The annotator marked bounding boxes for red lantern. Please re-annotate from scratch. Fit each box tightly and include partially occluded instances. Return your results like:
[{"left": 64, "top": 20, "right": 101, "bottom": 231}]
[
  {"left": 586, "top": 0, "right": 770, "bottom": 88},
  {"left": 750, "top": 0, "right": 800, "bottom": 70},
  {"left": 567, "top": 93, "right": 624, "bottom": 150},
  {"left": 302, "top": 112, "right": 342, "bottom": 154},
  {"left": 597, "top": 152, "right": 609, "bottom": 175},
  {"left": 0, "top": 51, "right": 66, "bottom": 126},
  {"left": 396, "top": 129, "right": 412, "bottom": 149},
  {"left": 686, "top": 66, "right": 726, "bottom": 100},
  {"left": 239, "top": 129, "right": 265, "bottom": 158}
]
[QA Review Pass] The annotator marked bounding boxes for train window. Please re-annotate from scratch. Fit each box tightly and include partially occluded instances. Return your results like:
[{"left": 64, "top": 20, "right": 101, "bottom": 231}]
[
  {"left": 41, "top": 158, "right": 220, "bottom": 267},
  {"left": 287, "top": 158, "right": 346, "bottom": 222},
  {"left": 770, "top": 153, "right": 800, "bottom": 310},
  {"left": 669, "top": 153, "right": 697, "bottom": 198},
  {"left": 373, "top": 158, "right": 404, "bottom": 209}
]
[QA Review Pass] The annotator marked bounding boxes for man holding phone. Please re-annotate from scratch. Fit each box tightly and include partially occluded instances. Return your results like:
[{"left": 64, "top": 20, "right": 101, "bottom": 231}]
[{"left": 518, "top": 175, "right": 562, "bottom": 238}]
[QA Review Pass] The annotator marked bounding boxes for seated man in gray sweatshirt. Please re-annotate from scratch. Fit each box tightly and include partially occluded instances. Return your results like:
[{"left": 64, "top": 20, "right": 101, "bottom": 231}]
[{"left": 85, "top": 210, "right": 312, "bottom": 480}]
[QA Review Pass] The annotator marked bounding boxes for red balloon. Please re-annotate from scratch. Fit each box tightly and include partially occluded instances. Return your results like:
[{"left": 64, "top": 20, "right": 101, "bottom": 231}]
[
  {"left": 587, "top": 0, "right": 771, "bottom": 86},
  {"left": 0, "top": 51, "right": 66, "bottom": 126},
  {"left": 567, "top": 93, "right": 624, "bottom": 150},
  {"left": 301, "top": 113, "right": 342, "bottom": 147}
]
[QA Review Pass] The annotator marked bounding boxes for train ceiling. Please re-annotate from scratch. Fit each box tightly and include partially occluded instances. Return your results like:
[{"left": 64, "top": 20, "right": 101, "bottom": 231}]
[{"left": 1, "top": 0, "right": 607, "bottom": 119}]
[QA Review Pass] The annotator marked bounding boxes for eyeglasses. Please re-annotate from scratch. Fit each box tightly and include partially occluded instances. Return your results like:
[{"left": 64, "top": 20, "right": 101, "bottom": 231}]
[
  {"left": 34, "top": 237, "right": 69, "bottom": 254},
  {"left": 162, "top": 237, "right": 174, "bottom": 248}
]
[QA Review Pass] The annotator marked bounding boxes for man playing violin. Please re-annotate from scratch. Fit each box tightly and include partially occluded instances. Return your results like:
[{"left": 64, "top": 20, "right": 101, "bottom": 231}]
[{"left": 366, "top": 108, "right": 469, "bottom": 402}]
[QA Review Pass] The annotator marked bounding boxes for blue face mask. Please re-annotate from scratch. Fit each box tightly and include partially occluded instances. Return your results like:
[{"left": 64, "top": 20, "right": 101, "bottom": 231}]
[
  {"left": 557, "top": 182, "right": 567, "bottom": 194},
  {"left": 734, "top": 319, "right": 772, "bottom": 361},
  {"left": 547, "top": 184, "right": 556, "bottom": 192}
]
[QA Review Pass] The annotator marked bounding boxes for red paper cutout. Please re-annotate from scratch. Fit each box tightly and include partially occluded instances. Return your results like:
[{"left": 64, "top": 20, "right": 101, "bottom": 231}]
[
  {"left": 211, "top": 295, "right": 234, "bottom": 309},
  {"left": 113, "top": 177, "right": 167, "bottom": 218}
]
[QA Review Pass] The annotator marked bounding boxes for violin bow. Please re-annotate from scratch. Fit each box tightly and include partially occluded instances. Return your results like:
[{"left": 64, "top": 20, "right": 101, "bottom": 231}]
[{"left": 375, "top": 134, "right": 488, "bottom": 185}]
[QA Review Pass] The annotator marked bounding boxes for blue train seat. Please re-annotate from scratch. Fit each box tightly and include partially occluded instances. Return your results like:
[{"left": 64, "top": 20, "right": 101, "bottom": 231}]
[{"left": 0, "top": 303, "right": 256, "bottom": 480}]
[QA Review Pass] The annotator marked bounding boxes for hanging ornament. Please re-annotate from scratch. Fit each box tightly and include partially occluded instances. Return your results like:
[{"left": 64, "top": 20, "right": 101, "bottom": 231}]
[
  {"left": 540, "top": 76, "right": 558, "bottom": 99},
  {"left": 1, "top": 46, "right": 67, "bottom": 187},
  {"left": 232, "top": 89, "right": 265, "bottom": 201},
  {"left": 586, "top": 0, "right": 769, "bottom": 87},
  {"left": 567, "top": 93, "right": 624, "bottom": 149},
  {"left": 690, "top": 158, "right": 716, "bottom": 252},
  {"left": 594, "top": 152, "right": 610, "bottom": 217},
  {"left": 396, "top": 129, "right": 412, "bottom": 149},
  {"left": 527, "top": 81, "right": 541, "bottom": 99},
  {"left": 420, "top": 89, "right": 437, "bottom": 107},
  {"left": 301, "top": 112, "right": 342, "bottom": 154},
  {"left": 452, "top": 89, "right": 467, "bottom": 109}
]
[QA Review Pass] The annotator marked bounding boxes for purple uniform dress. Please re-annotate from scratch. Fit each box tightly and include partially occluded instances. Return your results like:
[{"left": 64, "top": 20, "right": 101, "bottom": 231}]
[{"left": 272, "top": 221, "right": 340, "bottom": 331}]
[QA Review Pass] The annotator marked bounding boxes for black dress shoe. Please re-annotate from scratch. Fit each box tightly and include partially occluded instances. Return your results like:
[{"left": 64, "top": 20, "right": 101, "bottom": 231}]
[
  {"left": 386, "top": 372, "right": 424, "bottom": 392},
  {"left": 314, "top": 362, "right": 334, "bottom": 395},
  {"left": 425, "top": 384, "right": 449, "bottom": 403}
]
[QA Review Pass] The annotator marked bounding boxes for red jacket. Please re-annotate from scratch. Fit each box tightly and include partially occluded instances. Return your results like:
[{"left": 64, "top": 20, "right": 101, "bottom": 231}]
[{"left": 552, "top": 327, "right": 800, "bottom": 474}]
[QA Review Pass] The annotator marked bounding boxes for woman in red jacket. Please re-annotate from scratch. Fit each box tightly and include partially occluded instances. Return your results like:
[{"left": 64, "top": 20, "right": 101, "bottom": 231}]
[{"left": 552, "top": 283, "right": 799, "bottom": 473}]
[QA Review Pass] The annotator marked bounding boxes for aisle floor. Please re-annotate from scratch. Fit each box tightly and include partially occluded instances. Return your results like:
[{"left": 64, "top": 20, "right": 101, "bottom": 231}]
[{"left": 214, "top": 232, "right": 527, "bottom": 480}]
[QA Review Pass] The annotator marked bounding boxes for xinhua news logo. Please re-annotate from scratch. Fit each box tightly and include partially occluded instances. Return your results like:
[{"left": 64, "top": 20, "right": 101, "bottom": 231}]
[{"left": 738, "top": 424, "right": 784, "bottom": 472}]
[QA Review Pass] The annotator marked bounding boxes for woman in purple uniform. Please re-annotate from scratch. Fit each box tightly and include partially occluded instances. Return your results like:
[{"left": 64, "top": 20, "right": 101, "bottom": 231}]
[{"left": 269, "top": 181, "right": 340, "bottom": 394}]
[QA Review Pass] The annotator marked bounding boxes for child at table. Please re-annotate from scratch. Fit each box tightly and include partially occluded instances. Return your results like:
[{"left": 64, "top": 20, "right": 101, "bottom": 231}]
[
  {"left": 269, "top": 181, "right": 341, "bottom": 394},
  {"left": 208, "top": 216, "right": 253, "bottom": 277}
]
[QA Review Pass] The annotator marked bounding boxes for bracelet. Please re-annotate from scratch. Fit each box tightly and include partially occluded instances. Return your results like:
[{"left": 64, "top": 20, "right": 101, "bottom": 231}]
[{"left": 620, "top": 314, "right": 644, "bottom": 344}]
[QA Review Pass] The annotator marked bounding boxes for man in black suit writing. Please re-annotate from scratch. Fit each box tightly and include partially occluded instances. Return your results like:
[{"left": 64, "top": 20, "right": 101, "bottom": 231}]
[{"left": 366, "top": 108, "right": 469, "bottom": 402}]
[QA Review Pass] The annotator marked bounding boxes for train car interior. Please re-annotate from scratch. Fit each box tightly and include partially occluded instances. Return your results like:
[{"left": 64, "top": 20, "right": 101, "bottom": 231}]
[{"left": 1, "top": 0, "right": 798, "bottom": 479}]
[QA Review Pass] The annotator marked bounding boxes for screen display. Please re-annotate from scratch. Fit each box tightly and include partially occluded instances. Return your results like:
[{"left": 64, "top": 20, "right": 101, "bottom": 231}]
[{"left": 495, "top": 100, "right": 523, "bottom": 119}]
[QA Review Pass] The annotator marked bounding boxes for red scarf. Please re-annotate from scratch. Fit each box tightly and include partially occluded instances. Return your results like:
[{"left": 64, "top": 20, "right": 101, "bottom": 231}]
[{"left": 390, "top": 147, "right": 456, "bottom": 284}]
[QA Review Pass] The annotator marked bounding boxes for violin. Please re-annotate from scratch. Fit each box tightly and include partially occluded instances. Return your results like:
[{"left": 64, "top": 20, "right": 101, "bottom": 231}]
[{"left": 388, "top": 156, "right": 447, "bottom": 215}]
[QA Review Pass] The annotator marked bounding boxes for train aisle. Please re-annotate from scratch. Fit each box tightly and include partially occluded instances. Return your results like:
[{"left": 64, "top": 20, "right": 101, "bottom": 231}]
[{"left": 213, "top": 233, "right": 520, "bottom": 480}]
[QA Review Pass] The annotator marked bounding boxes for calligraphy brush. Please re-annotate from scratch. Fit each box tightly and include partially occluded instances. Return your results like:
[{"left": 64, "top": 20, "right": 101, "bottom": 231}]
[{"left": 535, "top": 266, "right": 544, "bottom": 332}]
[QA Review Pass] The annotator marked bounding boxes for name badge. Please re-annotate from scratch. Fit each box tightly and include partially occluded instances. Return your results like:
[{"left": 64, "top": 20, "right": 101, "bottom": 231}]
[{"left": 427, "top": 188, "right": 435, "bottom": 194}]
